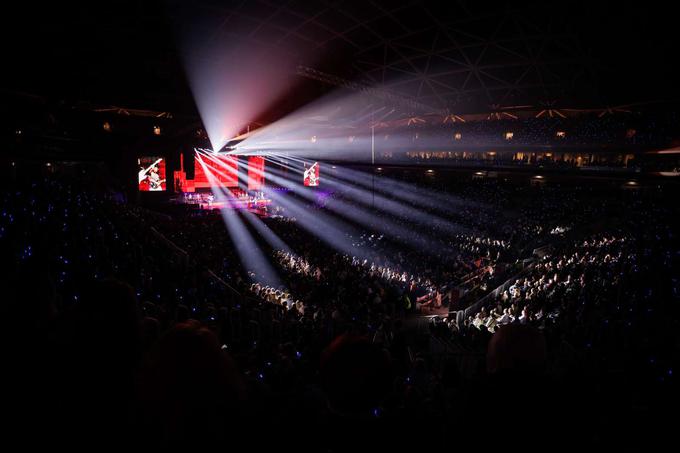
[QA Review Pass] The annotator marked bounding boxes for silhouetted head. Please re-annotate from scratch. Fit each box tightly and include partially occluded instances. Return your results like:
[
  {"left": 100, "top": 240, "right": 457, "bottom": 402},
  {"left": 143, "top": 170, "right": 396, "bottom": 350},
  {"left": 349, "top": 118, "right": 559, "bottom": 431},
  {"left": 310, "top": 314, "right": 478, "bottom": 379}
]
[
  {"left": 139, "top": 321, "right": 245, "bottom": 445},
  {"left": 74, "top": 278, "right": 141, "bottom": 367},
  {"left": 320, "top": 334, "right": 391, "bottom": 416}
]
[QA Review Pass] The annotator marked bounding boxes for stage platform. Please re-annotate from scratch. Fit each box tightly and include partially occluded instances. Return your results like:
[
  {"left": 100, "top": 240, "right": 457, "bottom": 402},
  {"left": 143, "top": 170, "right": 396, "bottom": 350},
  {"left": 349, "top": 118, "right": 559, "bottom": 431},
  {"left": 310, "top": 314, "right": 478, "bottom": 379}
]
[{"left": 178, "top": 191, "right": 272, "bottom": 216}]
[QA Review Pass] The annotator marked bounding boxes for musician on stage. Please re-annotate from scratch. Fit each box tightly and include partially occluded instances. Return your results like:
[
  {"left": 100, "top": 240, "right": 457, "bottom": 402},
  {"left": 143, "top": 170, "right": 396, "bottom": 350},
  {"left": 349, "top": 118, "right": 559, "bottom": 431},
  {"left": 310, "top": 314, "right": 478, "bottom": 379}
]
[
  {"left": 138, "top": 158, "right": 165, "bottom": 191},
  {"left": 147, "top": 165, "right": 165, "bottom": 191}
]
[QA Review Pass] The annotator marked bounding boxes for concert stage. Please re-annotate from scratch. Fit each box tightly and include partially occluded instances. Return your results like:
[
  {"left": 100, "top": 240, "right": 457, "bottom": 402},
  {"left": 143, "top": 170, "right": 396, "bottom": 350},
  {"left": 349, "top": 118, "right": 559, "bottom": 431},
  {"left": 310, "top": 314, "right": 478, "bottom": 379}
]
[{"left": 180, "top": 190, "right": 272, "bottom": 215}]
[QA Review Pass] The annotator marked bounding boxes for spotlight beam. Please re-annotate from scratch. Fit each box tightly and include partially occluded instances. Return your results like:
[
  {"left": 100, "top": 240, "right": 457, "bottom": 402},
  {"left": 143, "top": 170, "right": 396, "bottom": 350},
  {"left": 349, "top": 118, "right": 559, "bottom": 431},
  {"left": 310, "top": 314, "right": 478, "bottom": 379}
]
[
  {"left": 199, "top": 150, "right": 364, "bottom": 258},
  {"left": 282, "top": 154, "right": 475, "bottom": 214},
  {"left": 266, "top": 156, "right": 469, "bottom": 235},
  {"left": 196, "top": 154, "right": 282, "bottom": 286},
  {"left": 260, "top": 162, "right": 445, "bottom": 254}
]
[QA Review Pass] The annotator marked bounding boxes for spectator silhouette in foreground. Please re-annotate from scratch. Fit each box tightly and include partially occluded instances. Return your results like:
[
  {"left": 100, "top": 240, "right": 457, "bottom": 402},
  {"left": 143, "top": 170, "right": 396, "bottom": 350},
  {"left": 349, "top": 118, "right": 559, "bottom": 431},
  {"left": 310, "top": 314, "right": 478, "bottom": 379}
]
[
  {"left": 464, "top": 324, "right": 567, "bottom": 447},
  {"left": 318, "top": 334, "right": 393, "bottom": 450},
  {"left": 47, "top": 279, "right": 142, "bottom": 446},
  {"left": 138, "top": 321, "right": 246, "bottom": 448}
]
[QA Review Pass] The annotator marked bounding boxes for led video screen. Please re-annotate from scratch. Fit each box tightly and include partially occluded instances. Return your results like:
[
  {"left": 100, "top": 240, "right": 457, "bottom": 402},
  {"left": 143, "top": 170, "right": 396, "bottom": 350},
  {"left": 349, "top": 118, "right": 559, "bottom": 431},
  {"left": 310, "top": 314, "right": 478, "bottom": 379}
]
[
  {"left": 138, "top": 157, "right": 166, "bottom": 191},
  {"left": 304, "top": 161, "right": 320, "bottom": 186}
]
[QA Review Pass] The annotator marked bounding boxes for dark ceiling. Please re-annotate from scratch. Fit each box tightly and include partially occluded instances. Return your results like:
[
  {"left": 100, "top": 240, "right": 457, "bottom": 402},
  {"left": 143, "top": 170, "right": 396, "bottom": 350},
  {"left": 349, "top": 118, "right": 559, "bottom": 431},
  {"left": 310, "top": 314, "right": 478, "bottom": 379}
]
[{"left": 5, "top": 0, "right": 679, "bottom": 120}]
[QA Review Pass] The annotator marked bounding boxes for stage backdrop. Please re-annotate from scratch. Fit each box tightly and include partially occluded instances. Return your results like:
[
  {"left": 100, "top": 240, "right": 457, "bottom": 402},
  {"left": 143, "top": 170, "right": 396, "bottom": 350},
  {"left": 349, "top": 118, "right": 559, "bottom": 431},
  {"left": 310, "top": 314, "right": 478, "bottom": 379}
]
[
  {"left": 194, "top": 154, "right": 238, "bottom": 189},
  {"left": 248, "top": 156, "right": 265, "bottom": 190}
]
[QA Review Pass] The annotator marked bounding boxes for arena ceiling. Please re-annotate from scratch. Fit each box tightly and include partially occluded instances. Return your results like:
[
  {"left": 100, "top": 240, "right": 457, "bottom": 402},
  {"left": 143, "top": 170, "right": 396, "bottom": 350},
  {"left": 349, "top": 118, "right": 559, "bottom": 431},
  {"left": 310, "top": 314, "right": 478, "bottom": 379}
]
[
  {"left": 185, "top": 0, "right": 596, "bottom": 112},
  {"left": 5, "top": 0, "right": 679, "bottom": 119}
]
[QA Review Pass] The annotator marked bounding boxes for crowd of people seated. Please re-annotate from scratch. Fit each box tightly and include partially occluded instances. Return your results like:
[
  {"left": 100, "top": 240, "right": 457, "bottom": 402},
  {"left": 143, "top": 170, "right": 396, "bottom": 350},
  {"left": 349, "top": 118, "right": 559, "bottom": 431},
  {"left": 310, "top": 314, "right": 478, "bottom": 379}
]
[
  {"left": 3, "top": 168, "right": 679, "bottom": 448},
  {"left": 392, "top": 111, "right": 680, "bottom": 147},
  {"left": 462, "top": 235, "right": 631, "bottom": 333}
]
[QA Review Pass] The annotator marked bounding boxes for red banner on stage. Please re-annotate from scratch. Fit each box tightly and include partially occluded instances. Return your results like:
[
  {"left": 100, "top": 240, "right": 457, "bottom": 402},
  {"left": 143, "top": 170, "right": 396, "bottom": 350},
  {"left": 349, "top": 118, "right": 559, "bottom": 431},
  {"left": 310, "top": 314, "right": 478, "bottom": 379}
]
[
  {"left": 248, "top": 156, "right": 265, "bottom": 190},
  {"left": 194, "top": 154, "right": 238, "bottom": 188}
]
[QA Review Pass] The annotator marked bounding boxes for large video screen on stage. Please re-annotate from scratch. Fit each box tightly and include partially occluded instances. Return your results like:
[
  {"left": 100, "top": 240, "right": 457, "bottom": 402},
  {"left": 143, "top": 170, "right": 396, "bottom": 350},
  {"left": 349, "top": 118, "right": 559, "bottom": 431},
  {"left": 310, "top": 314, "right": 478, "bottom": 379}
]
[
  {"left": 138, "top": 157, "right": 166, "bottom": 191},
  {"left": 304, "top": 161, "right": 320, "bottom": 186},
  {"left": 248, "top": 156, "right": 265, "bottom": 190},
  {"left": 194, "top": 154, "right": 238, "bottom": 188}
]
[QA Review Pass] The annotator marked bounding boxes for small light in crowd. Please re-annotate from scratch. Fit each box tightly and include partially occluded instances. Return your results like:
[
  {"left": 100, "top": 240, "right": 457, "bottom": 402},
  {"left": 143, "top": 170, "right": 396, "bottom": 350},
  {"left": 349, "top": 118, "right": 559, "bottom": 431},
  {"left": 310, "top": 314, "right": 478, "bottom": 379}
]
[
  {"left": 102, "top": 121, "right": 112, "bottom": 132},
  {"left": 427, "top": 169, "right": 434, "bottom": 173},
  {"left": 475, "top": 171, "right": 484, "bottom": 176},
  {"left": 46, "top": 162, "right": 52, "bottom": 167},
  {"left": 454, "top": 132, "right": 462, "bottom": 140},
  {"left": 556, "top": 131, "right": 566, "bottom": 138},
  {"left": 505, "top": 131, "right": 514, "bottom": 140},
  {"left": 533, "top": 175, "right": 544, "bottom": 179},
  {"left": 310, "top": 135, "right": 317, "bottom": 143},
  {"left": 376, "top": 167, "right": 383, "bottom": 171},
  {"left": 626, "top": 180, "right": 639, "bottom": 186},
  {"left": 331, "top": 166, "right": 336, "bottom": 169},
  {"left": 15, "top": 129, "right": 22, "bottom": 135},
  {"left": 153, "top": 125, "right": 161, "bottom": 136}
]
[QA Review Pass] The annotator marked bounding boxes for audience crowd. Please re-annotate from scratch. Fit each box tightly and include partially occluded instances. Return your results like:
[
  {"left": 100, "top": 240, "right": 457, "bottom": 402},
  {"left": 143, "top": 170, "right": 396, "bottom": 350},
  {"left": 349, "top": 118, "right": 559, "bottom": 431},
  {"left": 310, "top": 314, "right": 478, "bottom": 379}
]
[{"left": 3, "top": 169, "right": 679, "bottom": 449}]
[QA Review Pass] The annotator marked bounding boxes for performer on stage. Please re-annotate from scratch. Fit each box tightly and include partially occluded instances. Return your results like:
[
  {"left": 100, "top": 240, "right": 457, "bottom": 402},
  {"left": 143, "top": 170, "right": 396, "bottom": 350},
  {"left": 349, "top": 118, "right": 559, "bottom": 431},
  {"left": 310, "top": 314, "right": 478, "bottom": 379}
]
[
  {"left": 147, "top": 166, "right": 165, "bottom": 191},
  {"left": 138, "top": 158, "right": 165, "bottom": 191},
  {"left": 139, "top": 158, "right": 162, "bottom": 183},
  {"left": 304, "top": 162, "right": 319, "bottom": 186}
]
